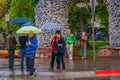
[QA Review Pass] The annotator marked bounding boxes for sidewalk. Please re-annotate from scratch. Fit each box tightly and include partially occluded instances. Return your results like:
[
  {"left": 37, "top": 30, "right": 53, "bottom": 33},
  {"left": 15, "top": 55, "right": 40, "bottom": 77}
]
[{"left": 0, "top": 56, "right": 120, "bottom": 80}]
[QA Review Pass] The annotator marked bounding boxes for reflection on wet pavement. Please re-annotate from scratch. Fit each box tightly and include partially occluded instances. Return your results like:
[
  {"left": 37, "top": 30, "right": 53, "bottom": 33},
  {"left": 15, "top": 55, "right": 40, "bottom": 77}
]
[{"left": 0, "top": 56, "right": 120, "bottom": 80}]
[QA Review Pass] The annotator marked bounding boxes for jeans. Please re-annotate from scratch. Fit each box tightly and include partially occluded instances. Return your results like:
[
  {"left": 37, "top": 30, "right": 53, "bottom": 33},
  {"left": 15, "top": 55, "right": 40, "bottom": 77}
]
[
  {"left": 8, "top": 50, "right": 15, "bottom": 69},
  {"left": 56, "top": 53, "right": 65, "bottom": 69},
  {"left": 81, "top": 46, "right": 87, "bottom": 57},
  {"left": 50, "top": 51, "right": 56, "bottom": 68},
  {"left": 26, "top": 54, "right": 35, "bottom": 76},
  {"left": 20, "top": 49, "right": 28, "bottom": 70},
  {"left": 66, "top": 44, "right": 73, "bottom": 59}
]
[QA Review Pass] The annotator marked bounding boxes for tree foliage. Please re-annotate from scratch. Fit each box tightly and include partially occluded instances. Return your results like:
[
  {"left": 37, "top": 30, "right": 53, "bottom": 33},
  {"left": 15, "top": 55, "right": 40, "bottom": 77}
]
[
  {"left": 0, "top": 0, "right": 7, "bottom": 20},
  {"left": 8, "top": 0, "right": 38, "bottom": 31},
  {"left": 68, "top": 1, "right": 91, "bottom": 33},
  {"left": 68, "top": 5, "right": 81, "bottom": 32},
  {"left": 0, "top": 18, "right": 7, "bottom": 30},
  {"left": 95, "top": 0, "right": 109, "bottom": 27},
  {"left": 95, "top": 0, "right": 109, "bottom": 36},
  {"left": 0, "top": 0, "right": 10, "bottom": 32},
  {"left": 68, "top": 0, "right": 108, "bottom": 34},
  {"left": 9, "top": 0, "right": 38, "bottom": 22}
]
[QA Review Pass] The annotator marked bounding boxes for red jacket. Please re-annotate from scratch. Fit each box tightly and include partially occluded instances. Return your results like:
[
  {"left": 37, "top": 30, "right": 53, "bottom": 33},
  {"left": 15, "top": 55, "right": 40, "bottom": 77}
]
[
  {"left": 50, "top": 37, "right": 56, "bottom": 52},
  {"left": 50, "top": 37, "right": 61, "bottom": 52}
]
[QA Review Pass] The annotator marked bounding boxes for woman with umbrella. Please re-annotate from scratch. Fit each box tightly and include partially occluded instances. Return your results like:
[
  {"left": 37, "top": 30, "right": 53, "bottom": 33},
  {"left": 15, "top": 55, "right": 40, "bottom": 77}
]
[{"left": 26, "top": 31, "right": 38, "bottom": 77}]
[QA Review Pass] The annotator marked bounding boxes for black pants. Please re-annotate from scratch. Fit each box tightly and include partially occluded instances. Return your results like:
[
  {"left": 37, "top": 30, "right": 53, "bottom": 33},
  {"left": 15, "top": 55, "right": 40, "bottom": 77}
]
[
  {"left": 50, "top": 52, "right": 56, "bottom": 68},
  {"left": 26, "top": 54, "right": 35, "bottom": 76},
  {"left": 56, "top": 52, "right": 65, "bottom": 69}
]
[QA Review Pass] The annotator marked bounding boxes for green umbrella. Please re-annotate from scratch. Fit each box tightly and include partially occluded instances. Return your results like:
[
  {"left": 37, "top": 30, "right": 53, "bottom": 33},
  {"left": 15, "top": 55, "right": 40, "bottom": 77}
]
[{"left": 16, "top": 26, "right": 42, "bottom": 34}]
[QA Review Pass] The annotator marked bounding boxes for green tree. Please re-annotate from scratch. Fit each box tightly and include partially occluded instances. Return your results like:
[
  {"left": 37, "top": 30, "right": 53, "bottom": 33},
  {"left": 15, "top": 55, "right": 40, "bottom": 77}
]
[
  {"left": 95, "top": 0, "right": 109, "bottom": 37},
  {"left": 68, "top": 0, "right": 108, "bottom": 33},
  {"left": 9, "top": 0, "right": 38, "bottom": 31},
  {"left": 0, "top": 0, "right": 8, "bottom": 20},
  {"left": 68, "top": 5, "right": 81, "bottom": 32},
  {"left": 68, "top": 2, "right": 91, "bottom": 33},
  {"left": 0, "top": 18, "right": 7, "bottom": 30},
  {"left": 0, "top": 0, "right": 10, "bottom": 33}
]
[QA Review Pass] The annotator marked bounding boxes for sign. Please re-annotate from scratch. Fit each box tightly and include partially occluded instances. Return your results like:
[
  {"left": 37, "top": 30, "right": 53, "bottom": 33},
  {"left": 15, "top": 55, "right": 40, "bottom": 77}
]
[
  {"left": 5, "top": 14, "right": 10, "bottom": 21},
  {"left": 76, "top": 3, "right": 86, "bottom": 8}
]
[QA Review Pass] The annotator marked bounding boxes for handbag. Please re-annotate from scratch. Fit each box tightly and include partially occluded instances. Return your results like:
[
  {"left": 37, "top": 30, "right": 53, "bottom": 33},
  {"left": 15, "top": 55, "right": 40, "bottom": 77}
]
[{"left": 78, "top": 41, "right": 81, "bottom": 48}]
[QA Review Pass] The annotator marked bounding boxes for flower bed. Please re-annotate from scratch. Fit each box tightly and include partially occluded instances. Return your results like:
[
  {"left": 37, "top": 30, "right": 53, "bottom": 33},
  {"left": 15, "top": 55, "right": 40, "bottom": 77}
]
[{"left": 0, "top": 50, "right": 20, "bottom": 58}]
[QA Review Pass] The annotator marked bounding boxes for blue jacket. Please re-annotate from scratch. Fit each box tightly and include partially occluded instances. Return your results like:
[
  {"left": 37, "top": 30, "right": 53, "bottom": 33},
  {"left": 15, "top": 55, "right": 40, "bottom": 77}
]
[
  {"left": 26, "top": 36, "right": 38, "bottom": 55},
  {"left": 54, "top": 37, "right": 66, "bottom": 53}
]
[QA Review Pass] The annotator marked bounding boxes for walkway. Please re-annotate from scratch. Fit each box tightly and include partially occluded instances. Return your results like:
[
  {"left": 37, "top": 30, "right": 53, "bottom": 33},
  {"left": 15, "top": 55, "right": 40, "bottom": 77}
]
[{"left": 0, "top": 56, "right": 120, "bottom": 80}]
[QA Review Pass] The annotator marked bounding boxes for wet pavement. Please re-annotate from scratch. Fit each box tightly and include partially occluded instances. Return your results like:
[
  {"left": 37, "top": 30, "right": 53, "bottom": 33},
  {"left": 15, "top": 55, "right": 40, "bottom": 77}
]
[{"left": 0, "top": 56, "right": 120, "bottom": 80}]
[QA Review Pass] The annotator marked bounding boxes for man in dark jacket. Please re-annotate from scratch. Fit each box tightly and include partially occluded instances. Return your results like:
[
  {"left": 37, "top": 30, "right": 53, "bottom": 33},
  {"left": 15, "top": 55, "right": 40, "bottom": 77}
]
[
  {"left": 6, "top": 30, "right": 17, "bottom": 70},
  {"left": 19, "top": 34, "right": 28, "bottom": 72},
  {"left": 26, "top": 31, "right": 38, "bottom": 77}
]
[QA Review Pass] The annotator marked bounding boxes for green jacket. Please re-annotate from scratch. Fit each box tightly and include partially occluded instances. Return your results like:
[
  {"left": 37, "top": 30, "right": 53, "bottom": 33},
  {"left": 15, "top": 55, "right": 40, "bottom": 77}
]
[{"left": 64, "top": 33, "right": 76, "bottom": 44}]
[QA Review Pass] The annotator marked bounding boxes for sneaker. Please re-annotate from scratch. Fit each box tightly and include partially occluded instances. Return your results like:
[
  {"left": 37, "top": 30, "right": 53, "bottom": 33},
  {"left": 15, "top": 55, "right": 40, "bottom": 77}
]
[
  {"left": 26, "top": 69, "right": 30, "bottom": 72},
  {"left": 33, "top": 69, "right": 37, "bottom": 75},
  {"left": 49, "top": 68, "right": 54, "bottom": 71},
  {"left": 29, "top": 75, "right": 34, "bottom": 78},
  {"left": 9, "top": 68, "right": 14, "bottom": 71},
  {"left": 21, "top": 69, "right": 24, "bottom": 72},
  {"left": 82, "top": 57, "right": 86, "bottom": 59},
  {"left": 55, "top": 68, "right": 61, "bottom": 72},
  {"left": 61, "top": 69, "right": 66, "bottom": 72}
]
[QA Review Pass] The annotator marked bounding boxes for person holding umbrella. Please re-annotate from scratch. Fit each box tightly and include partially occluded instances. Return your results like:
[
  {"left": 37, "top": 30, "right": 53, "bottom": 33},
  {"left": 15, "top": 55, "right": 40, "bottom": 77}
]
[
  {"left": 26, "top": 31, "right": 38, "bottom": 77},
  {"left": 18, "top": 34, "right": 28, "bottom": 72},
  {"left": 16, "top": 26, "right": 41, "bottom": 77}
]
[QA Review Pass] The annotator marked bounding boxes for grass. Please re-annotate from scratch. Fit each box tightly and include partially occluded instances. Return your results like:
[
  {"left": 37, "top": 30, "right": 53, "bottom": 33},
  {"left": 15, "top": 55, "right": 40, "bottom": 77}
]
[
  {"left": 79, "top": 50, "right": 98, "bottom": 56},
  {"left": 88, "top": 39, "right": 108, "bottom": 48},
  {"left": 77, "top": 39, "right": 108, "bottom": 56},
  {"left": 76, "top": 39, "right": 108, "bottom": 48}
]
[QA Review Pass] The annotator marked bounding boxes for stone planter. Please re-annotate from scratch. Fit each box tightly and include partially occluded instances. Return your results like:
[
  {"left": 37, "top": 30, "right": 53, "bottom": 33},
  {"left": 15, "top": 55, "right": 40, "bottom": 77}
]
[
  {"left": 98, "top": 46, "right": 120, "bottom": 56},
  {"left": 36, "top": 47, "right": 52, "bottom": 58}
]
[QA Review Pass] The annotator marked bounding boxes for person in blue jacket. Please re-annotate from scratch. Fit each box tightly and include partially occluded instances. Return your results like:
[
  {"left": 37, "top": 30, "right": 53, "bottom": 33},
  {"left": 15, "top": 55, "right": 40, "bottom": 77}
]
[
  {"left": 26, "top": 31, "right": 38, "bottom": 77},
  {"left": 54, "top": 30, "right": 66, "bottom": 72}
]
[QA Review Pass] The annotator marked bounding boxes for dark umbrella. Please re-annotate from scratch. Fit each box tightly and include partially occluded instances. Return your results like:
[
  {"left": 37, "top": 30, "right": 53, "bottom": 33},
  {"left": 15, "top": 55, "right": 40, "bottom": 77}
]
[
  {"left": 9, "top": 17, "right": 32, "bottom": 24},
  {"left": 19, "top": 22, "right": 35, "bottom": 28}
]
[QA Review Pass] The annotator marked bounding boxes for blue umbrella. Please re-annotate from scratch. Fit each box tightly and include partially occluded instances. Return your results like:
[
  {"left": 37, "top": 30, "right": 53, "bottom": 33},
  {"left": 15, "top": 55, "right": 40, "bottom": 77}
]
[
  {"left": 9, "top": 17, "right": 32, "bottom": 24},
  {"left": 19, "top": 22, "right": 35, "bottom": 28},
  {"left": 40, "top": 22, "right": 63, "bottom": 31}
]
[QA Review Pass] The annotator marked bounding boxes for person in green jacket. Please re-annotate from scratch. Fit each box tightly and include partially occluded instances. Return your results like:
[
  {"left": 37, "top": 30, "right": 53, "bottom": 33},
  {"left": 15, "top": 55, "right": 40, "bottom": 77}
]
[{"left": 64, "top": 29, "right": 76, "bottom": 60}]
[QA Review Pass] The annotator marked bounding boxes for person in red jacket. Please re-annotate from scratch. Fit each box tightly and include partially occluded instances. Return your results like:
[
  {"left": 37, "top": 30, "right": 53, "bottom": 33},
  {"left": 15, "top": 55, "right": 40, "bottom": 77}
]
[{"left": 49, "top": 36, "right": 57, "bottom": 71}]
